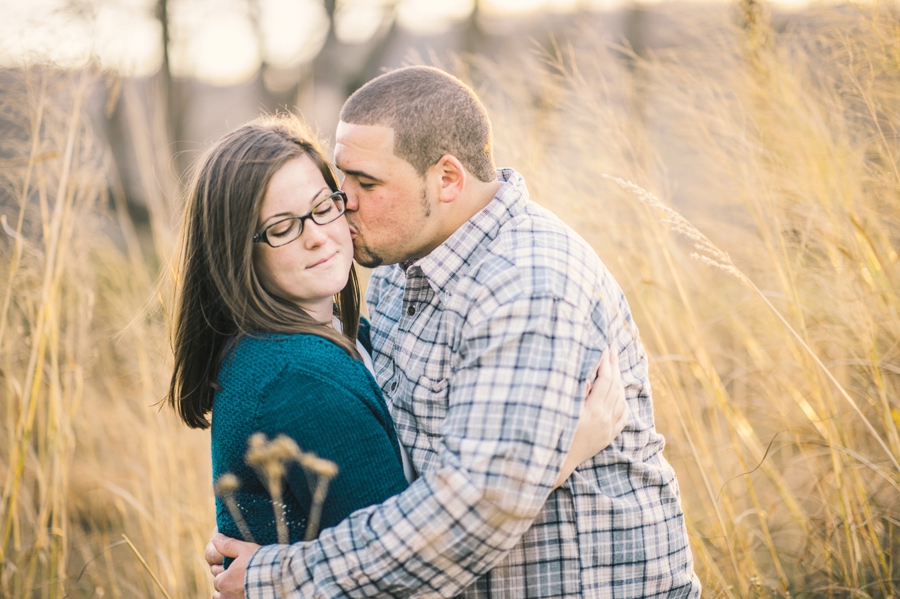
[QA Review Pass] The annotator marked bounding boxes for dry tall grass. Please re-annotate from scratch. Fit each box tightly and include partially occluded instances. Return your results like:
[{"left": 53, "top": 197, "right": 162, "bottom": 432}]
[
  {"left": 1, "top": 4, "right": 898, "bottom": 598},
  {"left": 0, "top": 70, "right": 212, "bottom": 597},
  {"left": 479, "top": 4, "right": 899, "bottom": 596}
]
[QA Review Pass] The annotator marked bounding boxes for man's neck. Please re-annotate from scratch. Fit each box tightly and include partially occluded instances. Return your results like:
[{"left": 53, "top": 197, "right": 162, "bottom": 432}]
[
  {"left": 443, "top": 176, "right": 503, "bottom": 237},
  {"left": 405, "top": 175, "right": 504, "bottom": 264},
  {"left": 470, "top": 177, "right": 504, "bottom": 214}
]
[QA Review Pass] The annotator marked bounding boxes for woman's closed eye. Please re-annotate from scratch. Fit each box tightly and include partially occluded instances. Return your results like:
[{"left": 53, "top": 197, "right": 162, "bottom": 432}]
[
  {"left": 268, "top": 219, "right": 297, "bottom": 238},
  {"left": 313, "top": 202, "right": 336, "bottom": 217}
]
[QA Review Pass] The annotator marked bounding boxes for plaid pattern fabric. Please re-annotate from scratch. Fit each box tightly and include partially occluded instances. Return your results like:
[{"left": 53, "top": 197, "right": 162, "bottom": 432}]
[{"left": 245, "top": 169, "right": 700, "bottom": 598}]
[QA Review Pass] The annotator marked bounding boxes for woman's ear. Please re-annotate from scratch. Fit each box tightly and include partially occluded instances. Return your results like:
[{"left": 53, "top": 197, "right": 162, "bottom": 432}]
[{"left": 432, "top": 154, "right": 466, "bottom": 204}]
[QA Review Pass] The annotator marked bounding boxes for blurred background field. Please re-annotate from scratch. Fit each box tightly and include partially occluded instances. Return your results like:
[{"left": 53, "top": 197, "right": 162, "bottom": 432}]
[{"left": 1, "top": 0, "right": 899, "bottom": 597}]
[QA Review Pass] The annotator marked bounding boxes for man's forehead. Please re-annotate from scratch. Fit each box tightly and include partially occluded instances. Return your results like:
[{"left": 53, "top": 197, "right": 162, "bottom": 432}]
[{"left": 335, "top": 121, "right": 395, "bottom": 151}]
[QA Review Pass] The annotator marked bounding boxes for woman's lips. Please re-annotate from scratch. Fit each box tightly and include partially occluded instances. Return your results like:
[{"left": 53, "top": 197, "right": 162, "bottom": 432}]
[{"left": 308, "top": 251, "right": 337, "bottom": 269}]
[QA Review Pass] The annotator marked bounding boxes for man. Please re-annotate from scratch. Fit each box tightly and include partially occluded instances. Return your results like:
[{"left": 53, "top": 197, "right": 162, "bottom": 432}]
[{"left": 212, "top": 66, "right": 700, "bottom": 598}]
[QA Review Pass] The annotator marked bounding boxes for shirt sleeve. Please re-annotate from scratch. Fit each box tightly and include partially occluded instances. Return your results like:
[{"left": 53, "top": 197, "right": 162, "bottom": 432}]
[{"left": 245, "top": 294, "right": 595, "bottom": 599}]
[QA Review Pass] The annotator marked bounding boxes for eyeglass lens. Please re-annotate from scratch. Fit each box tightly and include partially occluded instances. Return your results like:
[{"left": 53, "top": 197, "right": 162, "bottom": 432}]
[{"left": 264, "top": 193, "right": 345, "bottom": 247}]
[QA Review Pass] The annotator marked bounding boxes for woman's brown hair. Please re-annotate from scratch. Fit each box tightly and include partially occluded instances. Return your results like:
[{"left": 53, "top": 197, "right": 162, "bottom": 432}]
[{"left": 168, "top": 114, "right": 360, "bottom": 429}]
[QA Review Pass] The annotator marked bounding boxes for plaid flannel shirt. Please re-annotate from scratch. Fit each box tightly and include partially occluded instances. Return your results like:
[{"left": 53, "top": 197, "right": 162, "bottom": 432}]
[{"left": 246, "top": 169, "right": 700, "bottom": 598}]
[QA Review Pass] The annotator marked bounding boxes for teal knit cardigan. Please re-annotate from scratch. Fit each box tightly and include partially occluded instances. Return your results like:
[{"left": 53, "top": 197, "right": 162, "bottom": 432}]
[{"left": 211, "top": 328, "right": 408, "bottom": 549}]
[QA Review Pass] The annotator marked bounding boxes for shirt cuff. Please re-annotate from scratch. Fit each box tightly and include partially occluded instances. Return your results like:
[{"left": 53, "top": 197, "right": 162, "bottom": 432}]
[{"left": 245, "top": 544, "right": 286, "bottom": 599}]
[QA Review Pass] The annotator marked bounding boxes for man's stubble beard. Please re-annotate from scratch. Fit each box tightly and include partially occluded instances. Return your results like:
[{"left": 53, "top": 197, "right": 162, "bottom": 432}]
[
  {"left": 420, "top": 181, "right": 430, "bottom": 218},
  {"left": 353, "top": 238, "right": 384, "bottom": 268}
]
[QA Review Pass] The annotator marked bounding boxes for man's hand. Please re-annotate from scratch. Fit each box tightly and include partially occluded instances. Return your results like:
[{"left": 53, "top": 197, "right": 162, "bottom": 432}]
[{"left": 208, "top": 531, "right": 259, "bottom": 599}]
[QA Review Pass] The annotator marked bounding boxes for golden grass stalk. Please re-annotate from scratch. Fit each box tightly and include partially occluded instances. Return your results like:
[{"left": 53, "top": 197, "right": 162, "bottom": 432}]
[
  {"left": 476, "top": 5, "right": 899, "bottom": 594},
  {"left": 214, "top": 474, "right": 256, "bottom": 543},
  {"left": 121, "top": 534, "right": 173, "bottom": 599},
  {"left": 245, "top": 433, "right": 293, "bottom": 545},
  {"left": 1, "top": 67, "right": 212, "bottom": 597},
  {"left": 298, "top": 453, "right": 339, "bottom": 541},
  {"left": 1, "top": 70, "right": 89, "bottom": 567},
  {"left": 604, "top": 174, "right": 900, "bottom": 476}
]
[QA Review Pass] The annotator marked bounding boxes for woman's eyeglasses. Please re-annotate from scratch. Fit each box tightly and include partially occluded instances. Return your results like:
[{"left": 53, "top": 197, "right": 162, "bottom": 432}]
[{"left": 253, "top": 190, "right": 347, "bottom": 248}]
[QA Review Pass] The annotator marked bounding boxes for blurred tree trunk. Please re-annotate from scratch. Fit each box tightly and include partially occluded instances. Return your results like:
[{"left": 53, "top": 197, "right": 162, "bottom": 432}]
[
  {"left": 463, "top": 0, "right": 482, "bottom": 57},
  {"left": 739, "top": 0, "right": 772, "bottom": 70},
  {"left": 345, "top": 3, "right": 401, "bottom": 94},
  {"left": 303, "top": 0, "right": 398, "bottom": 137},
  {"left": 623, "top": 2, "right": 646, "bottom": 126},
  {"left": 157, "top": 0, "right": 176, "bottom": 147},
  {"left": 102, "top": 0, "right": 179, "bottom": 266},
  {"left": 247, "top": 0, "right": 302, "bottom": 114}
]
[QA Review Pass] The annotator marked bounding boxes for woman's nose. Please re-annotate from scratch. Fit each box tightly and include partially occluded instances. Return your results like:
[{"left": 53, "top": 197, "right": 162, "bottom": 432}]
[{"left": 302, "top": 221, "right": 329, "bottom": 247}]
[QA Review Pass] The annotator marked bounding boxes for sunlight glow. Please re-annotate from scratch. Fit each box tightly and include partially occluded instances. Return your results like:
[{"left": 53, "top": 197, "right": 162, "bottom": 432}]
[
  {"left": 397, "top": 0, "right": 476, "bottom": 35},
  {"left": 334, "top": 1, "right": 391, "bottom": 45},
  {"left": 94, "top": 3, "right": 163, "bottom": 77},
  {"left": 0, "top": 0, "right": 859, "bottom": 80},
  {"left": 0, "top": 0, "right": 93, "bottom": 69},
  {"left": 582, "top": 0, "right": 631, "bottom": 9},
  {"left": 183, "top": 11, "right": 260, "bottom": 84},
  {"left": 259, "top": 0, "right": 330, "bottom": 67},
  {"left": 480, "top": 0, "right": 555, "bottom": 16}
]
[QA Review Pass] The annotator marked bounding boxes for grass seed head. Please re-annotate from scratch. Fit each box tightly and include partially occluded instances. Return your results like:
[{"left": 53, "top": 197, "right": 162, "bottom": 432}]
[{"left": 214, "top": 473, "right": 240, "bottom": 496}]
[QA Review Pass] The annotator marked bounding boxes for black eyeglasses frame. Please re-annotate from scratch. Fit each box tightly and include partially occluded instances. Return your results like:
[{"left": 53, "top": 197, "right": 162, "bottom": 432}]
[{"left": 252, "top": 190, "right": 347, "bottom": 248}]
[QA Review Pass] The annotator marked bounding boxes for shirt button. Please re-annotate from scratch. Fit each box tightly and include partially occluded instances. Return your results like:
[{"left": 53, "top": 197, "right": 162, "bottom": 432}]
[
  {"left": 407, "top": 305, "right": 416, "bottom": 316},
  {"left": 390, "top": 381, "right": 397, "bottom": 391}
]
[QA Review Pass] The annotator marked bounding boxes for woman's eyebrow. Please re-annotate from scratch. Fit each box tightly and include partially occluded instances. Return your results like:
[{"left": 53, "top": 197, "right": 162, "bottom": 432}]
[{"left": 260, "top": 186, "right": 330, "bottom": 224}]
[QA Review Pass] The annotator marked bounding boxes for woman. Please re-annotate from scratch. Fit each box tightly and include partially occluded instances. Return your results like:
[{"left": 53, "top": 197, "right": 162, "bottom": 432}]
[{"left": 167, "top": 114, "right": 627, "bottom": 553}]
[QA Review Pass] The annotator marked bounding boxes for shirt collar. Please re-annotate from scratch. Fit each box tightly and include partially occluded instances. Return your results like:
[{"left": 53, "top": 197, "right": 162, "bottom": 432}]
[{"left": 406, "top": 168, "right": 528, "bottom": 304}]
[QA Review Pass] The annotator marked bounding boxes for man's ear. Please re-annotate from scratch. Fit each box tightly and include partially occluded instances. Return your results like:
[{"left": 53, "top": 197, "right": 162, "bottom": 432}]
[{"left": 433, "top": 155, "right": 466, "bottom": 204}]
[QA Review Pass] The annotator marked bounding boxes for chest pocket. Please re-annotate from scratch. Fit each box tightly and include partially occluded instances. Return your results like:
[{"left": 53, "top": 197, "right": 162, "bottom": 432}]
[
  {"left": 405, "top": 373, "right": 449, "bottom": 471},
  {"left": 400, "top": 358, "right": 450, "bottom": 436}
]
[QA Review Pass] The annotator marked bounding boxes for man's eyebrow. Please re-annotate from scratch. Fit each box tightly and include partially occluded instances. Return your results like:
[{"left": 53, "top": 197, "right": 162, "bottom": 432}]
[
  {"left": 340, "top": 168, "right": 380, "bottom": 182},
  {"left": 260, "top": 186, "right": 330, "bottom": 225}
]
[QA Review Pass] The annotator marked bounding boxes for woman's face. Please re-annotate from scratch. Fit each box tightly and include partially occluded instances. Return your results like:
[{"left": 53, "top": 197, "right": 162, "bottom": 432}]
[{"left": 253, "top": 155, "right": 354, "bottom": 321}]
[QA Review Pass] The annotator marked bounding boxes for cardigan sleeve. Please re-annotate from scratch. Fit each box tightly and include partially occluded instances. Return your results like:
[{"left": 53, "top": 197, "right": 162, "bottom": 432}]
[{"left": 252, "top": 342, "right": 409, "bottom": 533}]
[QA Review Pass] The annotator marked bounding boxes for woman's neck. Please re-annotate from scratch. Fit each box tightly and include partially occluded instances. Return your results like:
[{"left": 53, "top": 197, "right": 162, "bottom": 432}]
[{"left": 300, "top": 298, "right": 334, "bottom": 325}]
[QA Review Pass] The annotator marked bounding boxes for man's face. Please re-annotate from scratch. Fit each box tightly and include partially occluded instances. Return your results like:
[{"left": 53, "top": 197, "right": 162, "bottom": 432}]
[{"left": 334, "top": 121, "right": 438, "bottom": 267}]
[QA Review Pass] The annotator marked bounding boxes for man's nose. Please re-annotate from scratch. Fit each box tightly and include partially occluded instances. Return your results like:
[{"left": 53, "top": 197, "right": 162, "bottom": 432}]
[{"left": 341, "top": 185, "right": 359, "bottom": 212}]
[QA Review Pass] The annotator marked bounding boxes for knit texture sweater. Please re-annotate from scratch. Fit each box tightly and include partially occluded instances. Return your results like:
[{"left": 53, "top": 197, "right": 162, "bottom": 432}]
[{"left": 211, "top": 329, "right": 408, "bottom": 549}]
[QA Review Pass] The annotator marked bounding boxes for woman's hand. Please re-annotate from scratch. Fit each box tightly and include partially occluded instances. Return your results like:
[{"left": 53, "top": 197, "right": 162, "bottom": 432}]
[
  {"left": 205, "top": 528, "right": 225, "bottom": 578},
  {"left": 554, "top": 349, "right": 628, "bottom": 488},
  {"left": 208, "top": 531, "right": 259, "bottom": 599}
]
